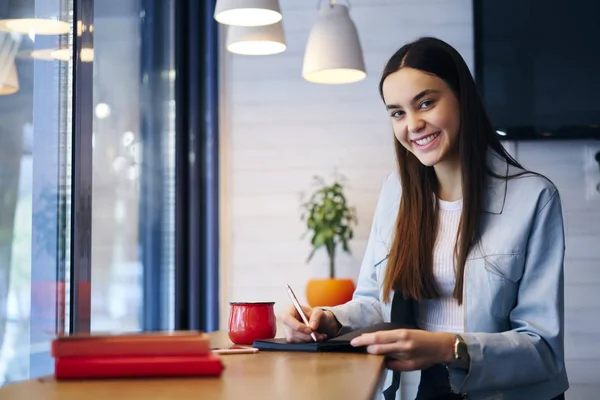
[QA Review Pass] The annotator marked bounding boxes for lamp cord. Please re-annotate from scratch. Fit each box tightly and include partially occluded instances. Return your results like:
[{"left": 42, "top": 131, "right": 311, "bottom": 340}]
[{"left": 317, "top": 0, "right": 352, "bottom": 11}]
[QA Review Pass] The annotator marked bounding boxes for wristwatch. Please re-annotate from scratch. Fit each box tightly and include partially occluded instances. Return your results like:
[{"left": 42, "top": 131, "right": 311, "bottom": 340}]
[{"left": 450, "top": 334, "right": 470, "bottom": 370}]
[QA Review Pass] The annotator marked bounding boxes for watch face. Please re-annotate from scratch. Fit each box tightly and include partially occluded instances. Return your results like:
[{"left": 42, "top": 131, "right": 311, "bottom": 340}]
[
  {"left": 455, "top": 335, "right": 469, "bottom": 360},
  {"left": 454, "top": 335, "right": 462, "bottom": 359}
]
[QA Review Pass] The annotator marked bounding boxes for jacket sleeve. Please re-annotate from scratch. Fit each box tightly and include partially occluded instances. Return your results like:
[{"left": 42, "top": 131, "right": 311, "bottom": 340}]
[
  {"left": 448, "top": 188, "right": 566, "bottom": 393},
  {"left": 321, "top": 175, "right": 395, "bottom": 332}
]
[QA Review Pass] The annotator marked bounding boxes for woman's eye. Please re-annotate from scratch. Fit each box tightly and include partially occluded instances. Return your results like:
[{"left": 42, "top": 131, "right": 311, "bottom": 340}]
[
  {"left": 390, "top": 110, "right": 404, "bottom": 118},
  {"left": 419, "top": 100, "right": 434, "bottom": 109}
]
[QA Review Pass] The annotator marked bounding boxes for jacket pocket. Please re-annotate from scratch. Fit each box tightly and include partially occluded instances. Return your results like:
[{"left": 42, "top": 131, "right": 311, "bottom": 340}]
[
  {"left": 482, "top": 253, "right": 524, "bottom": 319},
  {"left": 483, "top": 253, "right": 525, "bottom": 283}
]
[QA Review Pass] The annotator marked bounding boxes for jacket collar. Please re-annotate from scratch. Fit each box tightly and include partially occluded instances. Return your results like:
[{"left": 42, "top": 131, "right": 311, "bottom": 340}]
[{"left": 482, "top": 149, "right": 509, "bottom": 214}]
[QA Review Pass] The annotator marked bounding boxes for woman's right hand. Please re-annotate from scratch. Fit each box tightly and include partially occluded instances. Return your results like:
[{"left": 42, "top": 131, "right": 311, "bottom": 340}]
[{"left": 281, "top": 305, "right": 340, "bottom": 343}]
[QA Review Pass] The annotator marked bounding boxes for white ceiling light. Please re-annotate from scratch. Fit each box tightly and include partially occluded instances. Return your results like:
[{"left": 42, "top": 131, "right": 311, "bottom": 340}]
[
  {"left": 214, "top": 0, "right": 282, "bottom": 27},
  {"left": 29, "top": 48, "right": 58, "bottom": 60},
  {"left": 0, "top": 31, "right": 19, "bottom": 95},
  {"left": 227, "top": 21, "right": 286, "bottom": 55},
  {"left": 51, "top": 48, "right": 71, "bottom": 62},
  {"left": 38, "top": 47, "right": 94, "bottom": 62},
  {"left": 302, "top": 2, "right": 366, "bottom": 84},
  {"left": 26, "top": 47, "right": 94, "bottom": 62},
  {"left": 0, "top": 62, "right": 18, "bottom": 95},
  {"left": 79, "top": 48, "right": 94, "bottom": 62},
  {"left": 95, "top": 103, "right": 111, "bottom": 119},
  {"left": 0, "top": 18, "right": 69, "bottom": 35}
]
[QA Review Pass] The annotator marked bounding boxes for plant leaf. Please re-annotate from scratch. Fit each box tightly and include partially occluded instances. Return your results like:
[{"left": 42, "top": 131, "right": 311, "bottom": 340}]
[
  {"left": 300, "top": 174, "right": 358, "bottom": 275},
  {"left": 306, "top": 247, "right": 317, "bottom": 263}
]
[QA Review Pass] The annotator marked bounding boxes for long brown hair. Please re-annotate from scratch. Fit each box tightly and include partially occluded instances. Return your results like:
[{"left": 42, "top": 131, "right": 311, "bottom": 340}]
[{"left": 380, "top": 37, "right": 525, "bottom": 305}]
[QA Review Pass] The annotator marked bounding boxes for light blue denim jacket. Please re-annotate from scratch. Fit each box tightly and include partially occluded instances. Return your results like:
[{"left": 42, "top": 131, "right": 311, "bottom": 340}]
[{"left": 326, "top": 151, "right": 569, "bottom": 400}]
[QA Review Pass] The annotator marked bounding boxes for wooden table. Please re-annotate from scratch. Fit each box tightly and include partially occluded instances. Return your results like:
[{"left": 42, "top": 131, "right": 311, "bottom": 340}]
[{"left": 0, "top": 331, "right": 387, "bottom": 400}]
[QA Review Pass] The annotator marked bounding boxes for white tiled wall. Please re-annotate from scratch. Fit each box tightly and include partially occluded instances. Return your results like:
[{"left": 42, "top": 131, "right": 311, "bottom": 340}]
[{"left": 219, "top": 0, "right": 600, "bottom": 398}]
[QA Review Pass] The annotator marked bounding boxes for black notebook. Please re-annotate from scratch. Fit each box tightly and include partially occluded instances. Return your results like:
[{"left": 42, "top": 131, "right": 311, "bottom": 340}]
[{"left": 252, "top": 322, "right": 411, "bottom": 353}]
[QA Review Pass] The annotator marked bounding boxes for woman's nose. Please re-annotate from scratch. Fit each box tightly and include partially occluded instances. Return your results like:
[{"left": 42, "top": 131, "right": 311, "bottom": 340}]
[{"left": 407, "top": 113, "right": 426, "bottom": 134}]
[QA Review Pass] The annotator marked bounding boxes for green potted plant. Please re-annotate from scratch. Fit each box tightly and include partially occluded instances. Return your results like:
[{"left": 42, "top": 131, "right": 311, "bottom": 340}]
[{"left": 301, "top": 175, "right": 358, "bottom": 307}]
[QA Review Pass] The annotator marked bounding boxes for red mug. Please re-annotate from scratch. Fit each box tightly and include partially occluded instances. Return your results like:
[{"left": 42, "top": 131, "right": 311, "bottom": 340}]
[{"left": 228, "top": 302, "right": 277, "bottom": 345}]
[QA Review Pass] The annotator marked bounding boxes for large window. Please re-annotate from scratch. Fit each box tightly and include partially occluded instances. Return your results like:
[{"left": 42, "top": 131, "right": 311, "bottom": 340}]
[
  {"left": 0, "top": 0, "right": 74, "bottom": 383},
  {"left": 91, "top": 0, "right": 175, "bottom": 333},
  {"left": 0, "top": 0, "right": 176, "bottom": 384}
]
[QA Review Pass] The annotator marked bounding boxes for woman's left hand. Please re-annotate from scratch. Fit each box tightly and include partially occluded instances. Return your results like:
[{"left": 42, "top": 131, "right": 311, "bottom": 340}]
[{"left": 350, "top": 329, "right": 455, "bottom": 371}]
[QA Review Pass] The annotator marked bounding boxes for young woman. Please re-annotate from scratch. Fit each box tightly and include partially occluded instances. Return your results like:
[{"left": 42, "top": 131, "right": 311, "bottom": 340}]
[{"left": 282, "top": 37, "right": 568, "bottom": 400}]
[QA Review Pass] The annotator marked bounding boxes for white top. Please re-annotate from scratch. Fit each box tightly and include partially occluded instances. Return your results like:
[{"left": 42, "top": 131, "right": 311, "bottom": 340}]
[{"left": 415, "top": 198, "right": 465, "bottom": 333}]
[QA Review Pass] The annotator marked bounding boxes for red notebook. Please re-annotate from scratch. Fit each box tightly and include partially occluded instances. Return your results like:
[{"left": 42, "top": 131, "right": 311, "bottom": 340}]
[
  {"left": 54, "top": 354, "right": 224, "bottom": 379},
  {"left": 52, "top": 331, "right": 210, "bottom": 358}
]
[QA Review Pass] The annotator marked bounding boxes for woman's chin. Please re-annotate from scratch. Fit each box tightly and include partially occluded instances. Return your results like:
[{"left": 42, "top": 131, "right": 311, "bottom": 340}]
[
  {"left": 413, "top": 152, "right": 441, "bottom": 167},
  {"left": 411, "top": 144, "right": 456, "bottom": 168}
]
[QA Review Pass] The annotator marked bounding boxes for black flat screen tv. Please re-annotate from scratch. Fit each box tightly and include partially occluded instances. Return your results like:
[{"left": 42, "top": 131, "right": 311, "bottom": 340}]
[{"left": 473, "top": 0, "right": 600, "bottom": 140}]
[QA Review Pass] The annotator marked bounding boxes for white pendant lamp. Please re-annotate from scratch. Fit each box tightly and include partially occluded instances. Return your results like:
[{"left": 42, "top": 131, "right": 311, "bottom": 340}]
[
  {"left": 226, "top": 21, "right": 286, "bottom": 55},
  {"left": 48, "top": 47, "right": 95, "bottom": 62},
  {"left": 302, "top": 2, "right": 366, "bottom": 84},
  {"left": 0, "top": 62, "right": 18, "bottom": 95},
  {"left": 0, "top": 32, "right": 19, "bottom": 95},
  {"left": 214, "top": 0, "right": 282, "bottom": 27},
  {"left": 0, "top": 18, "right": 69, "bottom": 35}
]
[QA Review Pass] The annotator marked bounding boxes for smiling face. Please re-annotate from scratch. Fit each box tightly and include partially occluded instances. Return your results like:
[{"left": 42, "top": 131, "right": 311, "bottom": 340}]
[{"left": 382, "top": 67, "right": 461, "bottom": 168}]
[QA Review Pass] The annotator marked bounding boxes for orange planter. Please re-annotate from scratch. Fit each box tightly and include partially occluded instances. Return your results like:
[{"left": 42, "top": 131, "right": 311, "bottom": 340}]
[{"left": 305, "top": 279, "right": 355, "bottom": 308}]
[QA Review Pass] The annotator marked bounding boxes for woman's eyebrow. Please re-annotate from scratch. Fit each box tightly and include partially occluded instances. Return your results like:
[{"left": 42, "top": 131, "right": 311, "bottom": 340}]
[{"left": 385, "top": 89, "right": 441, "bottom": 110}]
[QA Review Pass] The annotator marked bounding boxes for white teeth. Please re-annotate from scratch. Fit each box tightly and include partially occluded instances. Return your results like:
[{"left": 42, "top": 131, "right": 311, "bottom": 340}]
[{"left": 415, "top": 132, "right": 440, "bottom": 146}]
